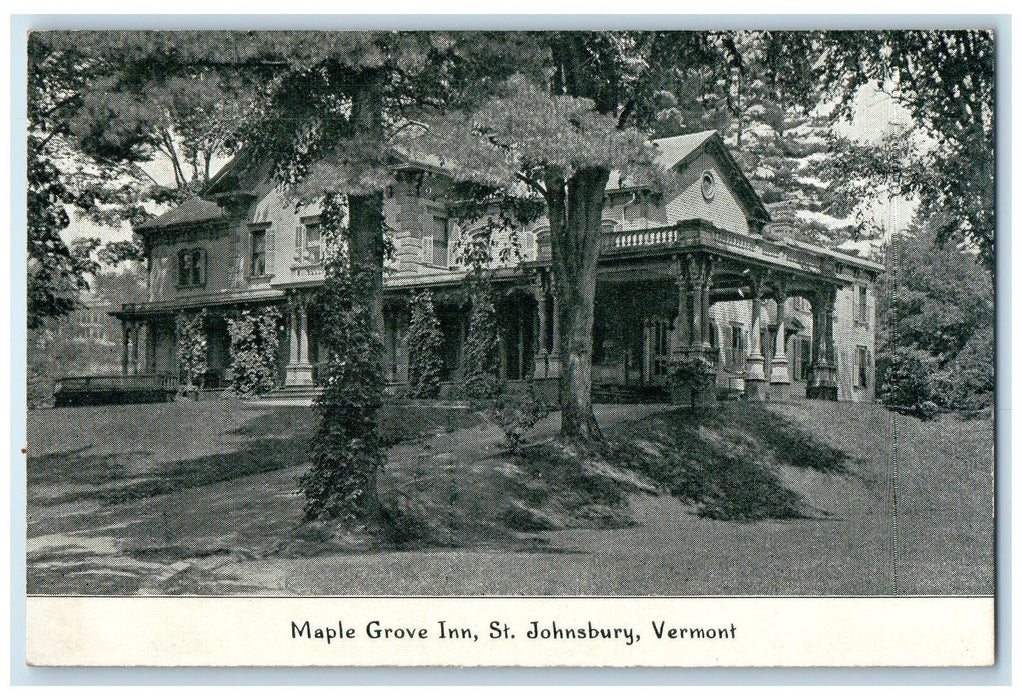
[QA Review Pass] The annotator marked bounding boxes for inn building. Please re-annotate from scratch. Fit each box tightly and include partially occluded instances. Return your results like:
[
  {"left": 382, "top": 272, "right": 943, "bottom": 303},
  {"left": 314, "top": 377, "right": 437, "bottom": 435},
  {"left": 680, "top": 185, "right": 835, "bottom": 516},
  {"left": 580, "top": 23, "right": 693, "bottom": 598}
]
[{"left": 114, "top": 130, "right": 883, "bottom": 403}]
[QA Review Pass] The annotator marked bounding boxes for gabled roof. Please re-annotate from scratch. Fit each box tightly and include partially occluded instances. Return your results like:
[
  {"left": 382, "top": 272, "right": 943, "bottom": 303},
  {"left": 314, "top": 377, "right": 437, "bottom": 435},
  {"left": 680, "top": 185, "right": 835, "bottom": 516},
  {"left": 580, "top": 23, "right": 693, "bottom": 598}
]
[
  {"left": 610, "top": 130, "right": 771, "bottom": 224},
  {"left": 142, "top": 130, "right": 770, "bottom": 234},
  {"left": 134, "top": 195, "right": 227, "bottom": 233},
  {"left": 652, "top": 130, "right": 720, "bottom": 171}
]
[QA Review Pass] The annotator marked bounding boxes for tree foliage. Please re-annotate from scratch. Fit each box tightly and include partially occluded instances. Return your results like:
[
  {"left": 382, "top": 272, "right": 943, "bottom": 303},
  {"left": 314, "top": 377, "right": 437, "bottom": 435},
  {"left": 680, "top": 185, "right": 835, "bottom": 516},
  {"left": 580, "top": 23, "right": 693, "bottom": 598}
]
[
  {"left": 877, "top": 215, "right": 993, "bottom": 413},
  {"left": 822, "top": 30, "right": 995, "bottom": 271},
  {"left": 406, "top": 291, "right": 444, "bottom": 400}
]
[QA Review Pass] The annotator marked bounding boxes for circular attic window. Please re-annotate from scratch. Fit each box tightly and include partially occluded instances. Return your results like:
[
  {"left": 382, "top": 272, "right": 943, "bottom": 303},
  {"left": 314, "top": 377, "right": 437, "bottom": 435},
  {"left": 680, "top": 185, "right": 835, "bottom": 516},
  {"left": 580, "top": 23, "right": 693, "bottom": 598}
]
[{"left": 701, "top": 170, "right": 716, "bottom": 202}]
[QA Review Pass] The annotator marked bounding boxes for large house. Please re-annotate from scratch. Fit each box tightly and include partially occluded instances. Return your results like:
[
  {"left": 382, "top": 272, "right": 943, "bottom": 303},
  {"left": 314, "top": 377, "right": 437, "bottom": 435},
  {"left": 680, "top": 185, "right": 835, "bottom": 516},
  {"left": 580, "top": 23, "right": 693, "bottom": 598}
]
[{"left": 114, "top": 130, "right": 883, "bottom": 403}]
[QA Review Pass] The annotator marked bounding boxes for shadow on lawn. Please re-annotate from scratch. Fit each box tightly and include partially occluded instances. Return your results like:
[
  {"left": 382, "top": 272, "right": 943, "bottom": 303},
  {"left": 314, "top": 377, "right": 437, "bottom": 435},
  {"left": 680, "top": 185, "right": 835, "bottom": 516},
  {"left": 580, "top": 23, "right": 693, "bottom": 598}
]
[{"left": 614, "top": 404, "right": 850, "bottom": 521}]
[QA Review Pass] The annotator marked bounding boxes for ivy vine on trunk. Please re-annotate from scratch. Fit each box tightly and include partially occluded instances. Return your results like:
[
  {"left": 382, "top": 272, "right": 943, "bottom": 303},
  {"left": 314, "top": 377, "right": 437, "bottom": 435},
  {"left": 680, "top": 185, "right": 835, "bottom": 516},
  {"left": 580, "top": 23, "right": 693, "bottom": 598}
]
[
  {"left": 300, "top": 194, "right": 386, "bottom": 524},
  {"left": 407, "top": 291, "right": 444, "bottom": 399},
  {"left": 225, "top": 305, "right": 283, "bottom": 397}
]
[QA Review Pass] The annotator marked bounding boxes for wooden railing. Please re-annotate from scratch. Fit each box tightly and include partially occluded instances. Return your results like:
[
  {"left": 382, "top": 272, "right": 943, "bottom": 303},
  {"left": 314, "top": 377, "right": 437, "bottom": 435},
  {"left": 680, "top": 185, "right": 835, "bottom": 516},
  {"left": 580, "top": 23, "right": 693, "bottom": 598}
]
[
  {"left": 598, "top": 221, "right": 833, "bottom": 276},
  {"left": 57, "top": 374, "right": 179, "bottom": 392},
  {"left": 291, "top": 261, "right": 325, "bottom": 280},
  {"left": 600, "top": 226, "right": 682, "bottom": 253}
]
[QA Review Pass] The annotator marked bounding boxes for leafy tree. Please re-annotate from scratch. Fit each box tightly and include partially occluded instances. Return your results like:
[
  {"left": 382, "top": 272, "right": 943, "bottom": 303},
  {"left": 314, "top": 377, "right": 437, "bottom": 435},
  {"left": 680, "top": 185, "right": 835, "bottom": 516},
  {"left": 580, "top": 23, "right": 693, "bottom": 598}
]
[
  {"left": 430, "top": 32, "right": 780, "bottom": 441},
  {"left": 406, "top": 291, "right": 444, "bottom": 399},
  {"left": 877, "top": 214, "right": 993, "bottom": 412},
  {"left": 821, "top": 30, "right": 995, "bottom": 272}
]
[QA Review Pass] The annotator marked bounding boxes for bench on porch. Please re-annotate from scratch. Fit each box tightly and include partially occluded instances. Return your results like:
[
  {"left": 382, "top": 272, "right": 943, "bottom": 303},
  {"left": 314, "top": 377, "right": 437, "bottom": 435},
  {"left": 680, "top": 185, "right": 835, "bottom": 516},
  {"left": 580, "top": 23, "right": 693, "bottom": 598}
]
[{"left": 53, "top": 374, "right": 179, "bottom": 407}]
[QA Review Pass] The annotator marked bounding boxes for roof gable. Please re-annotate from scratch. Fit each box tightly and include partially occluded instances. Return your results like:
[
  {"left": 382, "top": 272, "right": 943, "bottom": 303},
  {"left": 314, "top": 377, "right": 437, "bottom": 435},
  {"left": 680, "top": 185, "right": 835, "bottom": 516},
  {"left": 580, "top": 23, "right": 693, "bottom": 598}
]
[
  {"left": 135, "top": 195, "right": 227, "bottom": 233},
  {"left": 608, "top": 131, "right": 770, "bottom": 224}
]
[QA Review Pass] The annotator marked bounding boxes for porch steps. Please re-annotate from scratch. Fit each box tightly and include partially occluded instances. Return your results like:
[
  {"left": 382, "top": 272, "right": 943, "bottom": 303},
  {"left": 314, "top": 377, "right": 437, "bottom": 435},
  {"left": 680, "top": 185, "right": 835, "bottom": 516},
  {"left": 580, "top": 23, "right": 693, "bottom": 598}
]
[
  {"left": 592, "top": 383, "right": 671, "bottom": 405},
  {"left": 253, "top": 385, "right": 325, "bottom": 404}
]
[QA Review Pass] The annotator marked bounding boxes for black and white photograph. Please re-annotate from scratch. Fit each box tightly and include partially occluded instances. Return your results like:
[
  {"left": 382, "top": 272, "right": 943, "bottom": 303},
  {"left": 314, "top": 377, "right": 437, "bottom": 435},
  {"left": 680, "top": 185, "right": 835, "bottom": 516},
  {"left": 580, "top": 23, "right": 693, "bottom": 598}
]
[{"left": 19, "top": 23, "right": 998, "bottom": 667}]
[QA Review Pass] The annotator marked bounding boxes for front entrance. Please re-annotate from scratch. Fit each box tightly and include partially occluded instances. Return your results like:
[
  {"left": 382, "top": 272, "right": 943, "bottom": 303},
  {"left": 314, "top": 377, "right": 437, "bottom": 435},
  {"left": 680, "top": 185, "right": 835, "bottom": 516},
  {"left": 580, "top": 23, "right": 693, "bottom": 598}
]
[{"left": 643, "top": 317, "right": 672, "bottom": 385}]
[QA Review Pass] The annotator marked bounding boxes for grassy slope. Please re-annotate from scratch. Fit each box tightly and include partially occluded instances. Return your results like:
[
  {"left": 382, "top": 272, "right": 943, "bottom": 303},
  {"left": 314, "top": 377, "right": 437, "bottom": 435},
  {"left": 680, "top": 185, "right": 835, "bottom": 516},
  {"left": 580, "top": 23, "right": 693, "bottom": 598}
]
[{"left": 26, "top": 399, "right": 993, "bottom": 596}]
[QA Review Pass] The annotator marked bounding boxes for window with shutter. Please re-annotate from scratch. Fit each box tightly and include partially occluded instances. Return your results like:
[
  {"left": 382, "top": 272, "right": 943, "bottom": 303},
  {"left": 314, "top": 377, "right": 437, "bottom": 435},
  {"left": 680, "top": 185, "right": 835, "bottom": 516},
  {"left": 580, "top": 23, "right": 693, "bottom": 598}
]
[
  {"left": 265, "top": 229, "right": 275, "bottom": 275},
  {"left": 305, "top": 223, "right": 321, "bottom": 264},
  {"left": 176, "top": 247, "right": 207, "bottom": 287},
  {"left": 431, "top": 215, "right": 449, "bottom": 267},
  {"left": 250, "top": 228, "right": 268, "bottom": 277}
]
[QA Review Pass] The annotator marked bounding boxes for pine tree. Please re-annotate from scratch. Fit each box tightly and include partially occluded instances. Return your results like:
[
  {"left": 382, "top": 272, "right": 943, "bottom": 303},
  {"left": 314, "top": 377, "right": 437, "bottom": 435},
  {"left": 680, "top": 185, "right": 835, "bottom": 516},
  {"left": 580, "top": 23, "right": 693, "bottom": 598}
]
[{"left": 406, "top": 291, "right": 444, "bottom": 400}]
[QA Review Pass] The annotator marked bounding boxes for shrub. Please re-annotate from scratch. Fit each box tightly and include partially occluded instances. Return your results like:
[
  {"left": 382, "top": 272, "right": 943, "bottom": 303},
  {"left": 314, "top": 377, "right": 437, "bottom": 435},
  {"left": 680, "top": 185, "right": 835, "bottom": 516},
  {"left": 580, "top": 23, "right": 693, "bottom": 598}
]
[
  {"left": 878, "top": 345, "right": 940, "bottom": 417},
  {"left": 406, "top": 291, "right": 444, "bottom": 399},
  {"left": 225, "top": 305, "right": 282, "bottom": 397},
  {"left": 668, "top": 354, "right": 714, "bottom": 409},
  {"left": 486, "top": 383, "right": 550, "bottom": 453}
]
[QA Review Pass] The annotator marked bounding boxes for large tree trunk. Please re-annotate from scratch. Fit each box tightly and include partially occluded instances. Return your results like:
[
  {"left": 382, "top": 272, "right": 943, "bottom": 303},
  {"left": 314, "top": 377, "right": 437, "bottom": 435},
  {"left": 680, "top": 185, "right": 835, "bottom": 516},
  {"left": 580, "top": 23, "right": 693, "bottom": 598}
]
[
  {"left": 345, "top": 68, "right": 387, "bottom": 522},
  {"left": 347, "top": 68, "right": 387, "bottom": 342},
  {"left": 547, "top": 166, "right": 611, "bottom": 442}
]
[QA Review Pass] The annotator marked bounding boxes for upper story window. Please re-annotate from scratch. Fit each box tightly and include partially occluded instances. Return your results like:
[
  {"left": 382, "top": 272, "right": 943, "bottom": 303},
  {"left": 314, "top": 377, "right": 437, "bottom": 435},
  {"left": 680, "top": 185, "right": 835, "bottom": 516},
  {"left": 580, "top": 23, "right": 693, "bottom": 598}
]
[
  {"left": 855, "top": 284, "right": 869, "bottom": 326},
  {"left": 305, "top": 222, "right": 321, "bottom": 264},
  {"left": 423, "top": 214, "right": 450, "bottom": 268},
  {"left": 295, "top": 219, "right": 321, "bottom": 265},
  {"left": 176, "top": 247, "right": 207, "bottom": 288},
  {"left": 251, "top": 230, "right": 266, "bottom": 276}
]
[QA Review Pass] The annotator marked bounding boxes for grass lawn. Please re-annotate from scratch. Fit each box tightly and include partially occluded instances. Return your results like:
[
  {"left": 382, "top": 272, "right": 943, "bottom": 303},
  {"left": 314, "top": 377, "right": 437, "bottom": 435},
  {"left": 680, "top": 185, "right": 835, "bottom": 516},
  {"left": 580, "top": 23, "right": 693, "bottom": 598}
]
[{"left": 25, "top": 398, "right": 993, "bottom": 596}]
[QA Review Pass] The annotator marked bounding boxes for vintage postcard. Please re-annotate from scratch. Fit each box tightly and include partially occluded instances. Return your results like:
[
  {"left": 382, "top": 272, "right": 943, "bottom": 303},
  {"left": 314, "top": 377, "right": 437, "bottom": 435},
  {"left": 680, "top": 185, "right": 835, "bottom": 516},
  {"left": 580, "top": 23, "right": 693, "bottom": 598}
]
[{"left": 21, "top": 25, "right": 997, "bottom": 668}]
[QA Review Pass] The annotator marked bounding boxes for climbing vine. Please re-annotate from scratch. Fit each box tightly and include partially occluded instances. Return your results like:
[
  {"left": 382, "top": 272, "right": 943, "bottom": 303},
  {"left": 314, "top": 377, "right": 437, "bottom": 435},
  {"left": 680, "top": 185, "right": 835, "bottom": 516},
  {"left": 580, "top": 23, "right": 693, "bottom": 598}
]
[
  {"left": 406, "top": 290, "right": 444, "bottom": 399},
  {"left": 225, "top": 305, "right": 283, "bottom": 397},
  {"left": 175, "top": 309, "right": 208, "bottom": 391},
  {"left": 462, "top": 282, "right": 502, "bottom": 400},
  {"left": 299, "top": 194, "right": 386, "bottom": 523}
]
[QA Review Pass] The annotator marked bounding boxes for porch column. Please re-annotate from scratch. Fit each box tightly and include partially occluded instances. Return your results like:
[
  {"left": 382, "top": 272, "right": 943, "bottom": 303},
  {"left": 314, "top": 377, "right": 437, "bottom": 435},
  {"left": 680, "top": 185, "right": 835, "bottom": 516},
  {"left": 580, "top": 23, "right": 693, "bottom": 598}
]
[
  {"left": 673, "top": 264, "right": 690, "bottom": 356},
  {"left": 533, "top": 276, "right": 549, "bottom": 379},
  {"left": 288, "top": 302, "right": 300, "bottom": 366},
  {"left": 808, "top": 286, "right": 838, "bottom": 400},
  {"left": 145, "top": 322, "right": 157, "bottom": 373},
  {"left": 690, "top": 273, "right": 702, "bottom": 352},
  {"left": 770, "top": 290, "right": 791, "bottom": 400},
  {"left": 130, "top": 322, "right": 142, "bottom": 375},
  {"left": 285, "top": 293, "right": 314, "bottom": 387},
  {"left": 120, "top": 319, "right": 130, "bottom": 375},
  {"left": 745, "top": 275, "right": 768, "bottom": 400},
  {"left": 548, "top": 277, "right": 562, "bottom": 378},
  {"left": 700, "top": 274, "right": 712, "bottom": 350}
]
